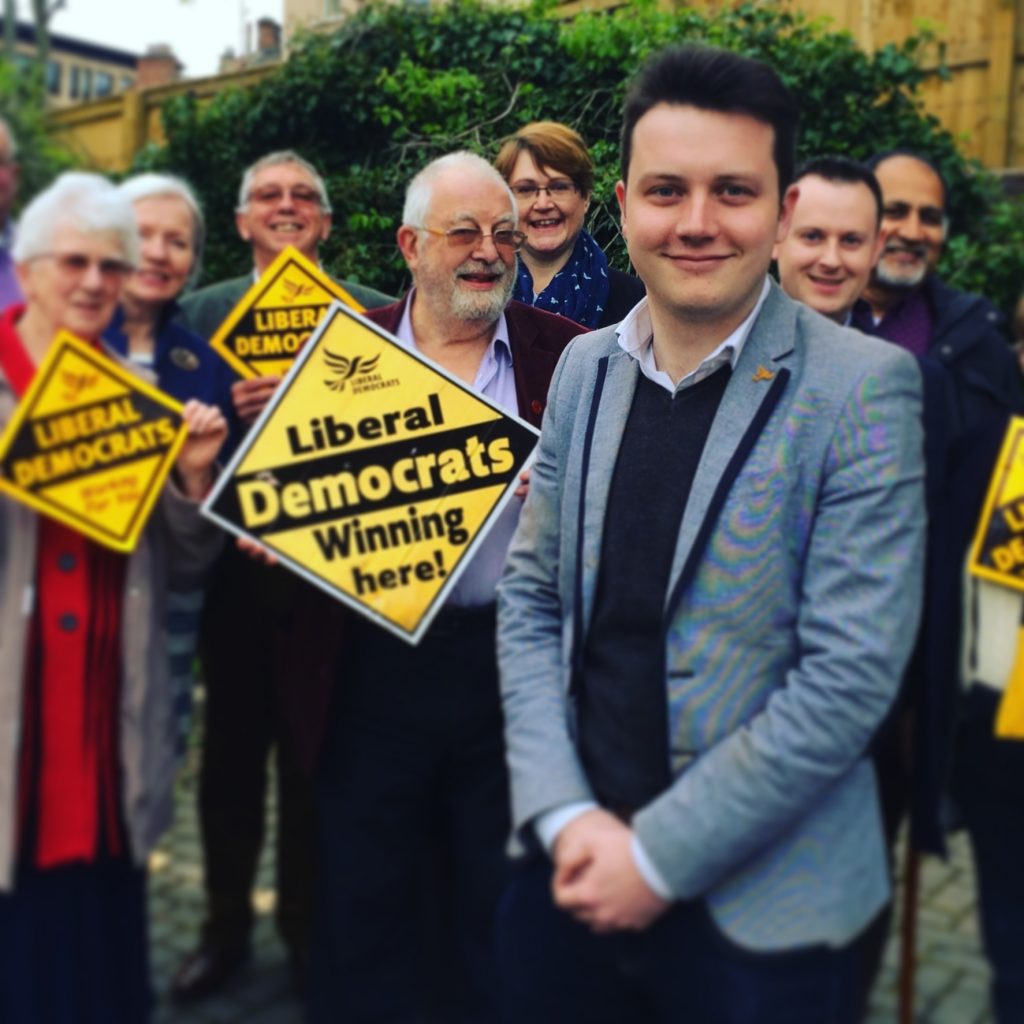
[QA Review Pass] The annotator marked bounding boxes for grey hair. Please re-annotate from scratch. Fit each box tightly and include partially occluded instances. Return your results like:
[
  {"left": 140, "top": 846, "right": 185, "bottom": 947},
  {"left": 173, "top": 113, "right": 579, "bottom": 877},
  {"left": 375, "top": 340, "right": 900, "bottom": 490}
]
[
  {"left": 13, "top": 171, "right": 139, "bottom": 267},
  {"left": 119, "top": 172, "right": 206, "bottom": 287},
  {"left": 0, "top": 116, "right": 16, "bottom": 160},
  {"left": 402, "top": 151, "right": 516, "bottom": 228},
  {"left": 235, "top": 150, "right": 332, "bottom": 213}
]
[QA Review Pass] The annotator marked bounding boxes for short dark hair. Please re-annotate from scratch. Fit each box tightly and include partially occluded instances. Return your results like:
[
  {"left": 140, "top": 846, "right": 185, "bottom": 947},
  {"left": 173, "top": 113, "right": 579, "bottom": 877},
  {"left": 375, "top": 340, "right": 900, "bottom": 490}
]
[
  {"left": 620, "top": 45, "right": 800, "bottom": 196},
  {"left": 793, "top": 155, "right": 883, "bottom": 226},
  {"left": 866, "top": 149, "right": 948, "bottom": 208}
]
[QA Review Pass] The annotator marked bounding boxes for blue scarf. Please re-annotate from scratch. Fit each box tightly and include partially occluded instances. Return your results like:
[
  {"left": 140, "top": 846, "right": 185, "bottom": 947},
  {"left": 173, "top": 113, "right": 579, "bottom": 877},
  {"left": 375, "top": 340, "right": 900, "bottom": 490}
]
[{"left": 514, "top": 230, "right": 611, "bottom": 330}]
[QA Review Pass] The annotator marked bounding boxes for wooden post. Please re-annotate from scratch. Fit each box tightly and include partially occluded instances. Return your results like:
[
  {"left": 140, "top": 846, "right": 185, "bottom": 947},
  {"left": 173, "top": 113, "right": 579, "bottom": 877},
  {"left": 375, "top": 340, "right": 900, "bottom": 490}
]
[{"left": 985, "top": 0, "right": 1017, "bottom": 169}]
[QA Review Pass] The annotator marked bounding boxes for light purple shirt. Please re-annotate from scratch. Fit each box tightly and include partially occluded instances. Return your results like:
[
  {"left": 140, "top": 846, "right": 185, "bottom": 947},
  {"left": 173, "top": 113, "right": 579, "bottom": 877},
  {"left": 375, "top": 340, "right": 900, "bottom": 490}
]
[
  {"left": 0, "top": 222, "right": 22, "bottom": 313},
  {"left": 396, "top": 292, "right": 522, "bottom": 608}
]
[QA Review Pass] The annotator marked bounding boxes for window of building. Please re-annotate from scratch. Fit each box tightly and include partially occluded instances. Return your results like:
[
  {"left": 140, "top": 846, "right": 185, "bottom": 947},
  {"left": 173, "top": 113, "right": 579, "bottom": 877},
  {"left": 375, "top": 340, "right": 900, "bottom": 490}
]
[
  {"left": 121, "top": 75, "right": 134, "bottom": 92},
  {"left": 95, "top": 71, "right": 113, "bottom": 97},
  {"left": 46, "top": 60, "right": 62, "bottom": 96},
  {"left": 80, "top": 67, "right": 93, "bottom": 99},
  {"left": 70, "top": 65, "right": 81, "bottom": 99}
]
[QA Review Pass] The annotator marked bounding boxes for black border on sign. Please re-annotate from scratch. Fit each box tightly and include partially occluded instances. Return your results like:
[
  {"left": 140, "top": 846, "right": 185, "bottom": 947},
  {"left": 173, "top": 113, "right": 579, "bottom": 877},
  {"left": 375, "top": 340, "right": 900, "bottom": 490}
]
[
  {"left": 0, "top": 340, "right": 185, "bottom": 546},
  {"left": 969, "top": 419, "right": 1024, "bottom": 593},
  {"left": 202, "top": 301, "right": 540, "bottom": 645}
]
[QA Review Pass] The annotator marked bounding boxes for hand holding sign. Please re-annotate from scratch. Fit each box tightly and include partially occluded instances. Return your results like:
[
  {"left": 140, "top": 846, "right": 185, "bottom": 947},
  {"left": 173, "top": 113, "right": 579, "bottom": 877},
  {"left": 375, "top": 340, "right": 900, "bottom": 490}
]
[
  {"left": 202, "top": 303, "right": 540, "bottom": 643},
  {"left": 0, "top": 332, "right": 191, "bottom": 552},
  {"left": 232, "top": 375, "right": 282, "bottom": 425},
  {"left": 175, "top": 400, "right": 228, "bottom": 499}
]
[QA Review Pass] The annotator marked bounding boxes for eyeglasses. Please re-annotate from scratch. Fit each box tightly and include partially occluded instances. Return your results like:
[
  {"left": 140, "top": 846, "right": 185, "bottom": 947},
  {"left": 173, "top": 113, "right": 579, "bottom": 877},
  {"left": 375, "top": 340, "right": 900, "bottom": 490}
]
[
  {"left": 247, "top": 186, "right": 324, "bottom": 208},
  {"left": 31, "top": 252, "right": 133, "bottom": 279},
  {"left": 510, "top": 181, "right": 578, "bottom": 200},
  {"left": 416, "top": 226, "right": 526, "bottom": 253}
]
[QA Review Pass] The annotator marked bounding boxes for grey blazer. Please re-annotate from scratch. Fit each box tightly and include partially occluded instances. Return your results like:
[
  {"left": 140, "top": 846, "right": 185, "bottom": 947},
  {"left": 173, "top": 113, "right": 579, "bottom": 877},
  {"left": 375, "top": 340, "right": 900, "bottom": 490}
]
[{"left": 497, "top": 282, "right": 927, "bottom": 951}]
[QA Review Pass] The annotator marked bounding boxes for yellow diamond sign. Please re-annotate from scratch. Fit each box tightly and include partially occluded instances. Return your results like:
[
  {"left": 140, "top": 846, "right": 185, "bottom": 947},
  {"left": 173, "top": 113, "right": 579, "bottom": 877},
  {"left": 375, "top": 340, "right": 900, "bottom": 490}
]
[
  {"left": 970, "top": 416, "right": 1024, "bottom": 591},
  {"left": 0, "top": 332, "right": 187, "bottom": 552},
  {"left": 202, "top": 303, "right": 539, "bottom": 643},
  {"left": 210, "top": 245, "right": 367, "bottom": 380}
]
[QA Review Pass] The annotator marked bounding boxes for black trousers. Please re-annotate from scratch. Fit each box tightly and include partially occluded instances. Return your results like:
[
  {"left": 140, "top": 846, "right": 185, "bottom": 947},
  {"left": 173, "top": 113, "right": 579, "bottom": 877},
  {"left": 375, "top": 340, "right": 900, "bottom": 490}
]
[
  {"left": 197, "top": 547, "right": 316, "bottom": 954},
  {"left": 498, "top": 859, "right": 864, "bottom": 1024},
  {"left": 308, "top": 605, "right": 511, "bottom": 1024}
]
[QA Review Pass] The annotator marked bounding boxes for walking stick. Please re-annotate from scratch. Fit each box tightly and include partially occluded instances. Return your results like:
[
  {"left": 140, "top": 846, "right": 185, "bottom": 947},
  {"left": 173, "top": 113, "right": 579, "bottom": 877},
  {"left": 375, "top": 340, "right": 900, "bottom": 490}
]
[{"left": 898, "top": 842, "right": 920, "bottom": 1024}]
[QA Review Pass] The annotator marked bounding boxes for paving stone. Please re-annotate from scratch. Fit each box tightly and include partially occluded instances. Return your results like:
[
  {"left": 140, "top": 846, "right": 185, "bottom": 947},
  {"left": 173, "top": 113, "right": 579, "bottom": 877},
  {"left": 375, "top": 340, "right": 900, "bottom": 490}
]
[{"left": 149, "top": 722, "right": 996, "bottom": 1023}]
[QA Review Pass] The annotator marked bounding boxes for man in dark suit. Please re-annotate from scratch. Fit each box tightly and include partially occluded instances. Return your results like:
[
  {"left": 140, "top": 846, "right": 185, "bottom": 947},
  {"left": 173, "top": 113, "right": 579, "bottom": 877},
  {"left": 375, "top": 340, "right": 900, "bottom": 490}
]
[
  {"left": 171, "top": 150, "right": 392, "bottom": 1001},
  {"left": 306, "top": 151, "right": 581, "bottom": 1024},
  {"left": 496, "top": 45, "right": 926, "bottom": 1024},
  {"left": 850, "top": 149, "right": 1024, "bottom": 1006}
]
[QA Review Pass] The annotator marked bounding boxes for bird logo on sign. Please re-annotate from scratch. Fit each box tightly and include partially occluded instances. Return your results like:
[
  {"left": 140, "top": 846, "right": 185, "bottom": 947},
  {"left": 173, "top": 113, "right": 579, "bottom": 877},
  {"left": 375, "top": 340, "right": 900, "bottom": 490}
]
[
  {"left": 323, "top": 350, "right": 381, "bottom": 391},
  {"left": 60, "top": 370, "right": 100, "bottom": 403},
  {"left": 281, "top": 277, "right": 316, "bottom": 303}
]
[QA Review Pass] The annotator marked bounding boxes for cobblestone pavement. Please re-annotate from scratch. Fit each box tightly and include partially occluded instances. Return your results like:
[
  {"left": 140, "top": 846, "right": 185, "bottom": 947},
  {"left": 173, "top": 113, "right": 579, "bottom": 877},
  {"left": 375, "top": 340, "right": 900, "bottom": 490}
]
[{"left": 148, "top": 733, "right": 995, "bottom": 1024}]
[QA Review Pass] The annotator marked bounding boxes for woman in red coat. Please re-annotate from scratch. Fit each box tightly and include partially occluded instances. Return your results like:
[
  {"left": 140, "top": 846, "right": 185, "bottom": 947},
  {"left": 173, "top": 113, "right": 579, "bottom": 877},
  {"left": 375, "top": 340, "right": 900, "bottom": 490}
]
[{"left": 0, "top": 172, "right": 226, "bottom": 1023}]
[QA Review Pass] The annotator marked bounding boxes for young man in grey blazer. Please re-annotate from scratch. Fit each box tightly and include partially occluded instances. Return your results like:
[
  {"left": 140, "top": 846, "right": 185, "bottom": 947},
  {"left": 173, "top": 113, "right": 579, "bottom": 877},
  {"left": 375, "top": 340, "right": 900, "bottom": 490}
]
[{"left": 496, "top": 44, "right": 927, "bottom": 1024}]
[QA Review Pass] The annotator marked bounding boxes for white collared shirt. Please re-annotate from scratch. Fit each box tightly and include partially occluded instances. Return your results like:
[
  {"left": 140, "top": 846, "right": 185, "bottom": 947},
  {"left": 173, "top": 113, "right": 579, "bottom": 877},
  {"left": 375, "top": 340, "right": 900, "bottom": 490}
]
[
  {"left": 615, "top": 278, "right": 771, "bottom": 393},
  {"left": 395, "top": 291, "right": 520, "bottom": 608}
]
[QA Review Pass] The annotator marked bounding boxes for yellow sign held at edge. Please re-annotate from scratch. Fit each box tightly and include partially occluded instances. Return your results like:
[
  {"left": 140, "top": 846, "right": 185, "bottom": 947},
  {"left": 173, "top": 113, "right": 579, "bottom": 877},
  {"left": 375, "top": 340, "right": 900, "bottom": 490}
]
[
  {"left": 0, "top": 331, "right": 187, "bottom": 552},
  {"left": 202, "top": 303, "right": 540, "bottom": 644},
  {"left": 209, "top": 246, "right": 367, "bottom": 380},
  {"left": 969, "top": 416, "right": 1024, "bottom": 592}
]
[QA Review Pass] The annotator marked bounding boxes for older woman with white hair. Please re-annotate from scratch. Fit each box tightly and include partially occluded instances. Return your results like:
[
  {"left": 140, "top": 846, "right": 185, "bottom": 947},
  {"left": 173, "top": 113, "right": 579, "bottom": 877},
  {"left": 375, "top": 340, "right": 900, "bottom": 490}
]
[
  {"left": 105, "top": 172, "right": 232, "bottom": 411},
  {"left": 105, "top": 173, "right": 236, "bottom": 758},
  {"left": 0, "top": 171, "right": 226, "bottom": 1022}
]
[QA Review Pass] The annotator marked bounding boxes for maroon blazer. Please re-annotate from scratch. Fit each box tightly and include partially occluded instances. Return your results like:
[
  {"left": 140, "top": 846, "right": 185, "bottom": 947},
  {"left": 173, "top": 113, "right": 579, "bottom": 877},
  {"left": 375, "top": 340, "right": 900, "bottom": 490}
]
[
  {"left": 283, "top": 295, "right": 584, "bottom": 770},
  {"left": 362, "top": 295, "right": 582, "bottom": 429}
]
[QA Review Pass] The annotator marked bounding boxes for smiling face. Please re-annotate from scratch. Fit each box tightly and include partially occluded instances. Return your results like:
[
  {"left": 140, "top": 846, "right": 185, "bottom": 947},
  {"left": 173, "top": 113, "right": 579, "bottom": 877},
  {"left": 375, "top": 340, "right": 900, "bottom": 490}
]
[
  {"left": 616, "top": 103, "right": 791, "bottom": 338},
  {"left": 123, "top": 194, "right": 197, "bottom": 310},
  {"left": 508, "top": 150, "right": 589, "bottom": 267},
  {"left": 871, "top": 155, "right": 946, "bottom": 292},
  {"left": 775, "top": 175, "right": 882, "bottom": 323},
  {"left": 398, "top": 169, "right": 518, "bottom": 325},
  {"left": 235, "top": 160, "right": 331, "bottom": 270},
  {"left": 16, "top": 225, "right": 128, "bottom": 341}
]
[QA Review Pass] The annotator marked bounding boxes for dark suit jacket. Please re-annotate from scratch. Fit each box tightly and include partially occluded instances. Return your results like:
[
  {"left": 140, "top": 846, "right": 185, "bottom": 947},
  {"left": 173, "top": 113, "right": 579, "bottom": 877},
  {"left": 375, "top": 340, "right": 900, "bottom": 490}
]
[
  {"left": 905, "top": 276, "right": 1024, "bottom": 853},
  {"left": 285, "top": 295, "right": 584, "bottom": 770}
]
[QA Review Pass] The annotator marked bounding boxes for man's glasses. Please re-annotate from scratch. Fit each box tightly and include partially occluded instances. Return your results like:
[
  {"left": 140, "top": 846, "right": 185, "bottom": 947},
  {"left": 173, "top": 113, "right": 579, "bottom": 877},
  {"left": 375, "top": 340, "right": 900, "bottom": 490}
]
[
  {"left": 32, "top": 252, "right": 133, "bottom": 279},
  {"left": 417, "top": 226, "right": 526, "bottom": 253},
  {"left": 247, "top": 186, "right": 324, "bottom": 209},
  {"left": 510, "top": 180, "right": 578, "bottom": 200}
]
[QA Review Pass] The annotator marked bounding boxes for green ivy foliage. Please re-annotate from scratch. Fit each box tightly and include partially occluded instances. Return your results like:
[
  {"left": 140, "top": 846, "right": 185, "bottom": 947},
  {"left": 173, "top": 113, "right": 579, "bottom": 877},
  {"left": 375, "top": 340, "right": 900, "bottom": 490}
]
[
  {"left": 134, "top": 0, "right": 1024, "bottom": 317},
  {"left": 0, "top": 61, "right": 74, "bottom": 211}
]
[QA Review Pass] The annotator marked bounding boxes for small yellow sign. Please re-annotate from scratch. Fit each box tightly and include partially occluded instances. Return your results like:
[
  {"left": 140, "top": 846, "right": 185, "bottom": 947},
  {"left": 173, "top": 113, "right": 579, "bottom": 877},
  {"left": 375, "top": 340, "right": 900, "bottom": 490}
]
[
  {"left": 0, "top": 332, "right": 187, "bottom": 553},
  {"left": 203, "top": 303, "right": 539, "bottom": 643},
  {"left": 209, "top": 246, "right": 367, "bottom": 380},
  {"left": 969, "top": 416, "right": 1024, "bottom": 591}
]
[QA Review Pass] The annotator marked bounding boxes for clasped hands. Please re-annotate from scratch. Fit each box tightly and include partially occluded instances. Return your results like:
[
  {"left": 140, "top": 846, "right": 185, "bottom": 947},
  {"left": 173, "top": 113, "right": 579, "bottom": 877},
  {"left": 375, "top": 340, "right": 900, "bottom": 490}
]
[{"left": 551, "top": 808, "right": 670, "bottom": 934}]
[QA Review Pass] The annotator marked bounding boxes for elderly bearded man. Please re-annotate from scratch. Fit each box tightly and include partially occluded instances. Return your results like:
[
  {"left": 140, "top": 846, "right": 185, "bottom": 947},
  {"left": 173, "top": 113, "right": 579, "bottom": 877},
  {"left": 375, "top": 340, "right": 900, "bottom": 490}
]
[{"left": 306, "top": 152, "right": 580, "bottom": 1024}]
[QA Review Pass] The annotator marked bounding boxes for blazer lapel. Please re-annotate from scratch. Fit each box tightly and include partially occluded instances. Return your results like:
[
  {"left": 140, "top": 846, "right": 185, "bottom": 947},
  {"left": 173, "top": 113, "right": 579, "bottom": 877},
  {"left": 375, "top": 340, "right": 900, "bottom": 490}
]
[
  {"left": 663, "top": 285, "right": 797, "bottom": 612},
  {"left": 575, "top": 347, "right": 640, "bottom": 647}
]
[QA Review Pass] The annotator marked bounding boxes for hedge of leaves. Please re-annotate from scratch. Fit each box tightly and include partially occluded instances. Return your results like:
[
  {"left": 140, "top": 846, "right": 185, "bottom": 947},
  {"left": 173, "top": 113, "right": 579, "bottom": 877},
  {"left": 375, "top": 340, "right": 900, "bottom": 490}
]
[{"left": 132, "top": 0, "right": 1024, "bottom": 317}]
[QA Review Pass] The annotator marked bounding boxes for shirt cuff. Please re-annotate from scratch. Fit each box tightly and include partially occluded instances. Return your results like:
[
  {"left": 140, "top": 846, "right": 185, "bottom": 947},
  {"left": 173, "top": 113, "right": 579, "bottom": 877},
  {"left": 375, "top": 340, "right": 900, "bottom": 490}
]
[
  {"left": 631, "top": 833, "right": 674, "bottom": 900},
  {"left": 533, "top": 801, "right": 598, "bottom": 854}
]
